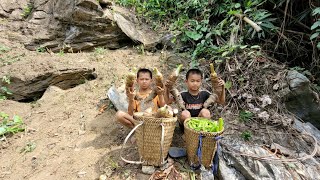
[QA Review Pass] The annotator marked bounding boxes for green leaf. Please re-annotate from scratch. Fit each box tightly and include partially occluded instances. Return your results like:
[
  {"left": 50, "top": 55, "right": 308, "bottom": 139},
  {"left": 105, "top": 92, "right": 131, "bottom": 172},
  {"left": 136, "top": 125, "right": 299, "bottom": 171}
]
[
  {"left": 235, "top": 3, "right": 241, "bottom": 8},
  {"left": 13, "top": 115, "right": 22, "bottom": 123},
  {"left": 0, "top": 112, "right": 9, "bottom": 119},
  {"left": 0, "top": 127, "right": 7, "bottom": 136},
  {"left": 311, "top": 21, "right": 320, "bottom": 30},
  {"left": 312, "top": 7, "right": 320, "bottom": 16},
  {"left": 201, "top": 26, "right": 208, "bottom": 32},
  {"left": 250, "top": 45, "right": 261, "bottom": 49},
  {"left": 185, "top": 31, "right": 203, "bottom": 41},
  {"left": 240, "top": 45, "right": 248, "bottom": 49},
  {"left": 221, "top": 51, "right": 229, "bottom": 57},
  {"left": 317, "top": 42, "right": 320, "bottom": 49},
  {"left": 225, "top": 81, "right": 232, "bottom": 90},
  {"left": 310, "top": 32, "right": 319, "bottom": 40},
  {"left": 238, "top": 77, "right": 245, "bottom": 82}
]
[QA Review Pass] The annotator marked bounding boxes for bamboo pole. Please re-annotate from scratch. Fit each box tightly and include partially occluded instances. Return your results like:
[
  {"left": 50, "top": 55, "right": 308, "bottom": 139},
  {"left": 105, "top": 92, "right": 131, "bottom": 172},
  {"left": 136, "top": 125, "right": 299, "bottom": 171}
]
[{"left": 234, "top": 14, "right": 262, "bottom": 32}]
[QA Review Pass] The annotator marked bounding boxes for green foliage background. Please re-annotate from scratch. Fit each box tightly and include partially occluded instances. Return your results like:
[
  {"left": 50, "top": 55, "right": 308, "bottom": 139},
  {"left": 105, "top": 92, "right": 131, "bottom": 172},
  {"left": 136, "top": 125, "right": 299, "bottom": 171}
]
[{"left": 116, "top": 0, "right": 319, "bottom": 72}]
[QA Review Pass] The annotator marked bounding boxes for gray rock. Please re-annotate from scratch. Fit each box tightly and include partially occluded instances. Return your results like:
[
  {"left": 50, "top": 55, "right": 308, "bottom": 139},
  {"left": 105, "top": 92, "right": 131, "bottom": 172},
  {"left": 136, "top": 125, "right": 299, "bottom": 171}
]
[
  {"left": 287, "top": 70, "right": 310, "bottom": 92},
  {"left": 219, "top": 157, "right": 246, "bottom": 180},
  {"left": 141, "top": 165, "right": 155, "bottom": 175},
  {"left": 107, "top": 85, "right": 128, "bottom": 112},
  {"left": 0, "top": 58, "right": 96, "bottom": 101},
  {"left": 219, "top": 137, "right": 320, "bottom": 180},
  {"left": 1, "top": 0, "right": 167, "bottom": 52},
  {"left": 283, "top": 70, "right": 320, "bottom": 129},
  {"left": 293, "top": 120, "right": 320, "bottom": 142}
]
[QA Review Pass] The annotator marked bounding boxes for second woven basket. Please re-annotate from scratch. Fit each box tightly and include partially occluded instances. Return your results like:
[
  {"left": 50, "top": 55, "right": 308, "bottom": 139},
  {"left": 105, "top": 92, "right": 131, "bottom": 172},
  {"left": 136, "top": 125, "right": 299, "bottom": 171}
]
[{"left": 184, "top": 117, "right": 224, "bottom": 168}]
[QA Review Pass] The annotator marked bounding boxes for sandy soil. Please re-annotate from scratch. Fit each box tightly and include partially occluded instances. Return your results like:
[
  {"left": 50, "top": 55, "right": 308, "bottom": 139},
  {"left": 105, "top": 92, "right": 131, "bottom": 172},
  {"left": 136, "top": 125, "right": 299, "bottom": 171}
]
[{"left": 0, "top": 22, "right": 184, "bottom": 179}]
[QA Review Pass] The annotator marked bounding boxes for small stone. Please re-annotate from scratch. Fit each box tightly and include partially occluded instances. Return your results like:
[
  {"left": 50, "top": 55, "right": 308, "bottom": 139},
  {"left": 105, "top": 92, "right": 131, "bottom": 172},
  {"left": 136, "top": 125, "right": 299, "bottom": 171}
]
[
  {"left": 142, "top": 165, "right": 155, "bottom": 175},
  {"left": 99, "top": 174, "right": 107, "bottom": 180},
  {"left": 77, "top": 171, "right": 86, "bottom": 178},
  {"left": 78, "top": 130, "right": 86, "bottom": 135}
]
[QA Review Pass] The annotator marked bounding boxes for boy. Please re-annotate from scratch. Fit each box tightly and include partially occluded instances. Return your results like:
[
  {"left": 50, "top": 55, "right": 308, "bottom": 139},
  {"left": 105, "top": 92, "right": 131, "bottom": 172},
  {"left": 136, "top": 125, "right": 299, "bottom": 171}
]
[
  {"left": 165, "top": 69, "right": 225, "bottom": 125},
  {"left": 116, "top": 68, "right": 166, "bottom": 128}
]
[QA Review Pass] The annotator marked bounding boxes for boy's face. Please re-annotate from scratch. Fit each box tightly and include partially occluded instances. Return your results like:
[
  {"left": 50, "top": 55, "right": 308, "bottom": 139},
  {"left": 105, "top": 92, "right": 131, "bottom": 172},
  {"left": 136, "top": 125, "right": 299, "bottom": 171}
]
[
  {"left": 185, "top": 73, "right": 202, "bottom": 92},
  {"left": 137, "top": 72, "right": 152, "bottom": 90}
]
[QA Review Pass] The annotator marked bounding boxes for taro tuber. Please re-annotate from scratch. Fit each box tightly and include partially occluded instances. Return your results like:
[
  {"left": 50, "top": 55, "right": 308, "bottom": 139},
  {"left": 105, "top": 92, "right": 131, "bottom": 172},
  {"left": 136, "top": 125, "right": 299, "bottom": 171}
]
[
  {"left": 170, "top": 88, "right": 185, "bottom": 110},
  {"left": 144, "top": 67, "right": 164, "bottom": 102},
  {"left": 143, "top": 107, "right": 153, "bottom": 117},
  {"left": 155, "top": 104, "right": 174, "bottom": 118},
  {"left": 167, "top": 64, "right": 183, "bottom": 90},
  {"left": 210, "top": 63, "right": 219, "bottom": 87},
  {"left": 154, "top": 67, "right": 164, "bottom": 88},
  {"left": 203, "top": 94, "right": 218, "bottom": 108},
  {"left": 125, "top": 69, "right": 136, "bottom": 95},
  {"left": 204, "top": 63, "right": 223, "bottom": 107}
]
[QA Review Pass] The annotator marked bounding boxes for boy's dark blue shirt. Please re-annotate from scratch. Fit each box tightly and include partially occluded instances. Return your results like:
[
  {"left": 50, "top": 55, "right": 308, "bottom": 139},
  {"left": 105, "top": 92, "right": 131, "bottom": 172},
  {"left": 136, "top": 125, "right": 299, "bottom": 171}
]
[{"left": 181, "top": 91, "right": 210, "bottom": 117}]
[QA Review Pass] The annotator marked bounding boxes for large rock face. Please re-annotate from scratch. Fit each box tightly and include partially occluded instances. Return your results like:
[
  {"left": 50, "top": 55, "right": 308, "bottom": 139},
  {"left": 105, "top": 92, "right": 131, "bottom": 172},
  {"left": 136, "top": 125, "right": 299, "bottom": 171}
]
[
  {"left": 0, "top": 0, "right": 167, "bottom": 52},
  {"left": 284, "top": 70, "right": 320, "bottom": 129},
  {"left": 23, "top": 0, "right": 130, "bottom": 52}
]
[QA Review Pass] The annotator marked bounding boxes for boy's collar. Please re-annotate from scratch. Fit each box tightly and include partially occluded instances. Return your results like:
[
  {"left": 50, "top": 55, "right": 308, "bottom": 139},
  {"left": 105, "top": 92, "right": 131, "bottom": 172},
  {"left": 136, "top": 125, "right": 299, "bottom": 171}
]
[{"left": 188, "top": 90, "right": 200, "bottom": 96}]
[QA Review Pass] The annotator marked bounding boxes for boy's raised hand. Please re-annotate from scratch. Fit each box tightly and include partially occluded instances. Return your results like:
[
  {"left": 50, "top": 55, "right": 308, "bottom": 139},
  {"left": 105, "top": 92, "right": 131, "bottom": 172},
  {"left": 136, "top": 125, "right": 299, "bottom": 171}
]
[
  {"left": 165, "top": 79, "right": 174, "bottom": 89},
  {"left": 126, "top": 87, "right": 135, "bottom": 101},
  {"left": 217, "top": 77, "right": 225, "bottom": 86},
  {"left": 156, "top": 86, "right": 164, "bottom": 95}
]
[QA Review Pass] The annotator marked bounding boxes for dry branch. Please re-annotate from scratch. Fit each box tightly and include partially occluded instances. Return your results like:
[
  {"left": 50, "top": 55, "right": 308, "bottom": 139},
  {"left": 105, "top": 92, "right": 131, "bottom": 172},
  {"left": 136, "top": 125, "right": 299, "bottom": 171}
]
[{"left": 234, "top": 14, "right": 262, "bottom": 32}]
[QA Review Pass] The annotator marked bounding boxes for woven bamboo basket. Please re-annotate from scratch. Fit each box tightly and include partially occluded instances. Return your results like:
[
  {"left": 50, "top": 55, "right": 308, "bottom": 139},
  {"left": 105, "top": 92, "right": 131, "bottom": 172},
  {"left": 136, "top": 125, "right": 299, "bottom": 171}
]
[
  {"left": 120, "top": 112, "right": 177, "bottom": 166},
  {"left": 184, "top": 118, "right": 224, "bottom": 168}
]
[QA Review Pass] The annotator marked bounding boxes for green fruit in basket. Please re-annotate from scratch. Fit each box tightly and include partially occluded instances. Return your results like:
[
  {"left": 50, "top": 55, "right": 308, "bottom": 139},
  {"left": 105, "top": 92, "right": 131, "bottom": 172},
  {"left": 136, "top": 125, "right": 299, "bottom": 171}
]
[
  {"left": 218, "top": 117, "right": 224, "bottom": 131},
  {"left": 188, "top": 118, "right": 219, "bottom": 132}
]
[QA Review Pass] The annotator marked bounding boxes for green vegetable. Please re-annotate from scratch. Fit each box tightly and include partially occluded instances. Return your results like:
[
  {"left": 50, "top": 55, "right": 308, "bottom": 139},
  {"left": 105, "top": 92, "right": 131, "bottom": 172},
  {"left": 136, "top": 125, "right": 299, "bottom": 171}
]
[
  {"left": 0, "top": 112, "right": 25, "bottom": 136},
  {"left": 188, "top": 117, "right": 224, "bottom": 133},
  {"left": 218, "top": 117, "right": 224, "bottom": 131}
]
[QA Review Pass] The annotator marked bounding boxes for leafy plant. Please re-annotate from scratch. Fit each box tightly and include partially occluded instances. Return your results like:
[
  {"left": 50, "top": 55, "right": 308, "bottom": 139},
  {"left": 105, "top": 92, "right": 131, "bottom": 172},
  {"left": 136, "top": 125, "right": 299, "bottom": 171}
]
[
  {"left": 94, "top": 47, "right": 106, "bottom": 55},
  {"left": 0, "top": 112, "right": 25, "bottom": 136},
  {"left": 225, "top": 81, "right": 232, "bottom": 90},
  {"left": 20, "top": 142, "right": 36, "bottom": 153},
  {"left": 0, "top": 44, "right": 10, "bottom": 54},
  {"left": 36, "top": 47, "right": 46, "bottom": 53},
  {"left": 239, "top": 110, "right": 253, "bottom": 122},
  {"left": 241, "top": 130, "right": 252, "bottom": 141},
  {"left": 0, "top": 76, "right": 12, "bottom": 100},
  {"left": 58, "top": 49, "right": 65, "bottom": 56},
  {"left": 115, "top": 0, "right": 274, "bottom": 61},
  {"left": 21, "top": 3, "right": 33, "bottom": 18},
  {"left": 310, "top": 7, "right": 320, "bottom": 49}
]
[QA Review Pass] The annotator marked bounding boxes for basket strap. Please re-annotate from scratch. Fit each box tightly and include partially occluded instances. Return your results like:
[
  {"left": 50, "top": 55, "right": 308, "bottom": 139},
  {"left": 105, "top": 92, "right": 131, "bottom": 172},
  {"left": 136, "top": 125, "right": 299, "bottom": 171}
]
[
  {"left": 197, "top": 133, "right": 204, "bottom": 165},
  {"left": 160, "top": 123, "right": 165, "bottom": 165},
  {"left": 190, "top": 134, "right": 204, "bottom": 170},
  {"left": 120, "top": 122, "right": 145, "bottom": 164},
  {"left": 211, "top": 136, "right": 223, "bottom": 174}
]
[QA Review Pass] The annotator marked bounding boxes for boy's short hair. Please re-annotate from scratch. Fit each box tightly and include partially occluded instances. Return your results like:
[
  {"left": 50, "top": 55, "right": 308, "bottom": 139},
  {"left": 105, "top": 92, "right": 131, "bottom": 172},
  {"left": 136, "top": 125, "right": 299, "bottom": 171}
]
[
  {"left": 137, "top": 68, "right": 153, "bottom": 79},
  {"left": 186, "top": 69, "right": 203, "bottom": 80}
]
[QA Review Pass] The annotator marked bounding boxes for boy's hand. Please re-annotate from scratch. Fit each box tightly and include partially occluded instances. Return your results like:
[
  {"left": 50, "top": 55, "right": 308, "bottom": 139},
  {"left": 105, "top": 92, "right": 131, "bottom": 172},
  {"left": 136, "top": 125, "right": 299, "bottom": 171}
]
[
  {"left": 217, "top": 78, "right": 225, "bottom": 86},
  {"left": 165, "top": 79, "right": 174, "bottom": 89},
  {"left": 156, "top": 86, "right": 164, "bottom": 95},
  {"left": 126, "top": 87, "right": 135, "bottom": 101}
]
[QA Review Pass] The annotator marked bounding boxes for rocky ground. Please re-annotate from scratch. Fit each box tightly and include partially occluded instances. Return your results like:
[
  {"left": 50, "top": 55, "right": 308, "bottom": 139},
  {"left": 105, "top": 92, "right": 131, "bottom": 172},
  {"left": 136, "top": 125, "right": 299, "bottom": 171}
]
[
  {"left": 0, "top": 19, "right": 168, "bottom": 179},
  {"left": 1, "top": 0, "right": 320, "bottom": 179}
]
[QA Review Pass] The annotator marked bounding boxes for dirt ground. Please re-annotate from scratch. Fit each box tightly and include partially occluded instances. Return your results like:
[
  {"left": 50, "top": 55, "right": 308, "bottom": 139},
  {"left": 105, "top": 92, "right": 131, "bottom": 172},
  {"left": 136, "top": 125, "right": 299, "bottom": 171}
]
[{"left": 0, "top": 21, "right": 189, "bottom": 179}]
